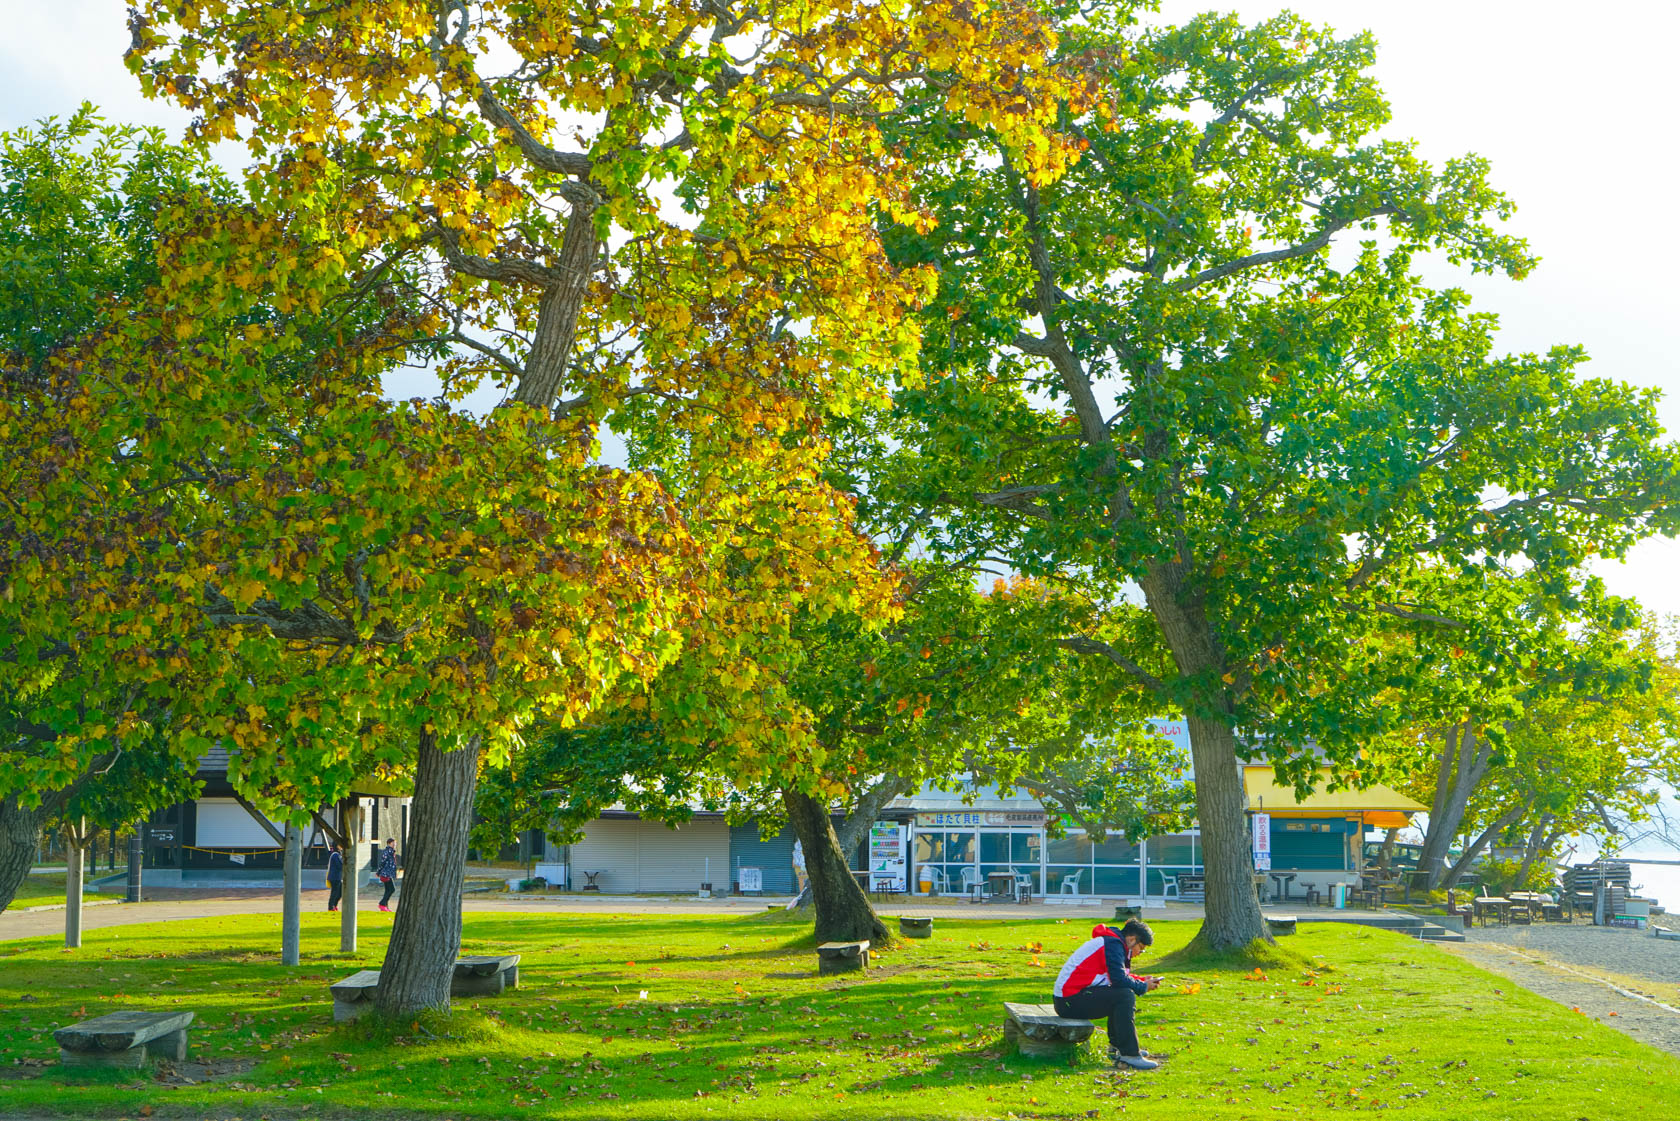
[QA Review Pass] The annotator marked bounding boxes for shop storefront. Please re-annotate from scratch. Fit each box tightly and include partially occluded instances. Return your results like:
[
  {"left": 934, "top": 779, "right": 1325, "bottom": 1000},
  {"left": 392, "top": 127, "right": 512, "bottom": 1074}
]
[{"left": 908, "top": 807, "right": 1201, "bottom": 901}]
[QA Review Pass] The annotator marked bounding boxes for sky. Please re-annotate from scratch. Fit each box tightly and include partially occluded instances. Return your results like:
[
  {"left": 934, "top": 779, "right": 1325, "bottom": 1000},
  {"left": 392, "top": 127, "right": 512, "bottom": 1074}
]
[{"left": 6, "top": 2, "right": 1678, "bottom": 893}]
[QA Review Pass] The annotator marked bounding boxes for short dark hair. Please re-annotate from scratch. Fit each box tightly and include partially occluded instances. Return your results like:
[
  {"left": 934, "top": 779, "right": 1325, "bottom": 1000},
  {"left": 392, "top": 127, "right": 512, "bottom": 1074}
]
[
  {"left": 385, "top": 837, "right": 396, "bottom": 844},
  {"left": 1119, "top": 919, "right": 1153, "bottom": 946}
]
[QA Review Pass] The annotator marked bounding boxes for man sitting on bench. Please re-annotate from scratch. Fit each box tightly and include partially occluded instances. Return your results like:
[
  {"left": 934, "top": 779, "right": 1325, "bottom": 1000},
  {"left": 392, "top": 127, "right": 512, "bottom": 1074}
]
[{"left": 1051, "top": 919, "right": 1162, "bottom": 1069}]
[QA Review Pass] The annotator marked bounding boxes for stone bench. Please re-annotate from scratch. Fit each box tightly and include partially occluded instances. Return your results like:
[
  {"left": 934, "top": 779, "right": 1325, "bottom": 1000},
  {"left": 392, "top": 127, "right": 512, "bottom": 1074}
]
[
  {"left": 330, "top": 969, "right": 383, "bottom": 1022},
  {"left": 816, "top": 940, "right": 870, "bottom": 975},
  {"left": 1654, "top": 927, "right": 1680, "bottom": 942},
  {"left": 330, "top": 955, "right": 523, "bottom": 1021},
  {"left": 452, "top": 954, "right": 521, "bottom": 996},
  {"left": 898, "top": 917, "right": 933, "bottom": 939},
  {"left": 54, "top": 1010, "right": 194, "bottom": 1068},
  {"left": 1266, "top": 915, "right": 1298, "bottom": 936},
  {"left": 1002, "top": 1002, "right": 1094, "bottom": 1059}
]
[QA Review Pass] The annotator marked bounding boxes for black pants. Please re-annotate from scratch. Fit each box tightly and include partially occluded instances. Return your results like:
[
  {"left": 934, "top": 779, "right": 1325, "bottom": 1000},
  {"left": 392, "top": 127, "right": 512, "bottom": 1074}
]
[
  {"left": 327, "top": 880, "right": 343, "bottom": 910},
  {"left": 1054, "top": 985, "right": 1139, "bottom": 1056},
  {"left": 379, "top": 876, "right": 396, "bottom": 907}
]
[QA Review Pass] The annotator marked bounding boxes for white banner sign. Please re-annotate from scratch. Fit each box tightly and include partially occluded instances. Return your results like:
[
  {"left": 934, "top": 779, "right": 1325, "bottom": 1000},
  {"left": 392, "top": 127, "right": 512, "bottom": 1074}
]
[
  {"left": 1252, "top": 812, "right": 1271, "bottom": 860},
  {"left": 737, "top": 867, "right": 763, "bottom": 893}
]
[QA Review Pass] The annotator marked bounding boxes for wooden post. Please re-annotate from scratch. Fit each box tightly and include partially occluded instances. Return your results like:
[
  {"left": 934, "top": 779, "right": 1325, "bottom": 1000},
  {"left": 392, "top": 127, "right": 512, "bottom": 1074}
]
[
  {"left": 340, "top": 799, "right": 360, "bottom": 953},
  {"left": 282, "top": 819, "right": 302, "bottom": 966},
  {"left": 64, "top": 819, "right": 87, "bottom": 949}
]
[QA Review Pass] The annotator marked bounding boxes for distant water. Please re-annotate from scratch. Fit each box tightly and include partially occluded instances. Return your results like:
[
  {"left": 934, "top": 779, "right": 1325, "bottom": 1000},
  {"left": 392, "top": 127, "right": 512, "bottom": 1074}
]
[{"left": 1629, "top": 857, "right": 1680, "bottom": 912}]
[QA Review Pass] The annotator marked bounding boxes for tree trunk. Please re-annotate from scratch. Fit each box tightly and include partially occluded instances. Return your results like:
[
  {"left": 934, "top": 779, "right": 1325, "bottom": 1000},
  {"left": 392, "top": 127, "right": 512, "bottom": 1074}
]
[
  {"left": 510, "top": 189, "right": 600, "bottom": 412},
  {"left": 1184, "top": 716, "right": 1269, "bottom": 951},
  {"left": 1418, "top": 722, "right": 1493, "bottom": 889},
  {"left": 281, "top": 819, "right": 303, "bottom": 966},
  {"left": 0, "top": 794, "right": 46, "bottom": 914},
  {"left": 782, "top": 788, "right": 889, "bottom": 945},
  {"left": 340, "top": 799, "right": 361, "bottom": 953},
  {"left": 374, "top": 732, "right": 480, "bottom": 1018},
  {"left": 1441, "top": 804, "right": 1526, "bottom": 890},
  {"left": 1377, "top": 827, "right": 1400, "bottom": 874},
  {"left": 1514, "top": 813, "right": 1555, "bottom": 889},
  {"left": 64, "top": 819, "right": 90, "bottom": 949}
]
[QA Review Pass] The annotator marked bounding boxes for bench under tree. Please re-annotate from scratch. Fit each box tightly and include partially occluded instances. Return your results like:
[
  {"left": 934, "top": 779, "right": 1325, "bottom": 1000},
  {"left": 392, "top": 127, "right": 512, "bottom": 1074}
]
[
  {"left": 54, "top": 1010, "right": 195, "bottom": 1068},
  {"left": 1002, "top": 1002, "right": 1095, "bottom": 1059}
]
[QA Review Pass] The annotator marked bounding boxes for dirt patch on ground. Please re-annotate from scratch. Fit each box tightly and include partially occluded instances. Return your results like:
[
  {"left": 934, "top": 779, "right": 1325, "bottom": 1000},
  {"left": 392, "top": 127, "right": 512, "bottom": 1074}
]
[{"left": 1439, "top": 939, "right": 1680, "bottom": 1058}]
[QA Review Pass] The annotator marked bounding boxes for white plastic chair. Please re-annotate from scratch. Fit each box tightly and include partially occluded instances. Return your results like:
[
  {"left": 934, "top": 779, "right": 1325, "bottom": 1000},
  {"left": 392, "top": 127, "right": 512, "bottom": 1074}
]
[
  {"left": 1010, "top": 866, "right": 1035, "bottom": 901},
  {"left": 958, "top": 866, "right": 985, "bottom": 902},
  {"left": 922, "top": 866, "right": 949, "bottom": 895},
  {"left": 1059, "top": 869, "right": 1084, "bottom": 896}
]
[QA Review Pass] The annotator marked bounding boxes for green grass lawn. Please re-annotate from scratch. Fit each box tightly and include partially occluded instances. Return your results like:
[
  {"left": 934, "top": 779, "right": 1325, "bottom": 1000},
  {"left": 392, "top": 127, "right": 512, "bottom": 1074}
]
[
  {"left": 7, "top": 873, "right": 68, "bottom": 909},
  {"left": 2, "top": 910, "right": 1677, "bottom": 1119}
]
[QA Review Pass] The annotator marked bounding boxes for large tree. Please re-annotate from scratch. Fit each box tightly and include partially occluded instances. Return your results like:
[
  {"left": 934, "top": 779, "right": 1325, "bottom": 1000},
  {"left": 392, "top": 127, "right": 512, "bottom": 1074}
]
[
  {"left": 0, "top": 109, "right": 235, "bottom": 913},
  {"left": 880, "top": 8, "right": 1680, "bottom": 949},
  {"left": 102, "top": 0, "right": 1083, "bottom": 1014}
]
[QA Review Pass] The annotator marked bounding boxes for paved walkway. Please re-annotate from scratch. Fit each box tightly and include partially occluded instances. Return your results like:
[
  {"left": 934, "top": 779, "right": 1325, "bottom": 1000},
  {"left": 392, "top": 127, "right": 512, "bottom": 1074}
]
[{"left": 3, "top": 886, "right": 1393, "bottom": 942}]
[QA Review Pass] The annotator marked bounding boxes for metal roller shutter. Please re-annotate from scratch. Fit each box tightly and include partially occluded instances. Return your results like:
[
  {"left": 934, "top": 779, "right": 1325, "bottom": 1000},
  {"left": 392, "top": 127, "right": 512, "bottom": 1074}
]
[
  {"left": 637, "top": 820, "right": 730, "bottom": 892},
  {"left": 730, "top": 823, "right": 797, "bottom": 893},
  {"left": 569, "top": 819, "right": 642, "bottom": 893}
]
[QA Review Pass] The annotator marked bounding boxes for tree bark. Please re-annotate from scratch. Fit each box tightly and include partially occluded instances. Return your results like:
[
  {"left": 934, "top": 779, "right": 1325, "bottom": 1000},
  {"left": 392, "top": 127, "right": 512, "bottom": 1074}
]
[
  {"left": 1377, "top": 827, "right": 1400, "bottom": 874},
  {"left": 64, "top": 819, "right": 90, "bottom": 949},
  {"left": 374, "top": 732, "right": 480, "bottom": 1017},
  {"left": 781, "top": 788, "right": 889, "bottom": 945},
  {"left": 340, "top": 799, "right": 361, "bottom": 953},
  {"left": 1514, "top": 813, "right": 1556, "bottom": 889},
  {"left": 1418, "top": 722, "right": 1494, "bottom": 889},
  {"left": 510, "top": 189, "right": 600, "bottom": 412},
  {"left": 281, "top": 819, "right": 302, "bottom": 966},
  {"left": 1441, "top": 803, "right": 1527, "bottom": 890},
  {"left": 1183, "top": 715, "right": 1269, "bottom": 950},
  {"left": 0, "top": 795, "right": 47, "bottom": 914}
]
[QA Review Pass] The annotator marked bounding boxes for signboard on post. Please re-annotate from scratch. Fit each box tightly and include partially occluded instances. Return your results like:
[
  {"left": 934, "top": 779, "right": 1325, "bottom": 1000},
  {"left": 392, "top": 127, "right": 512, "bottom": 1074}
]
[
  {"left": 1252, "top": 813, "right": 1271, "bottom": 871},
  {"left": 868, "top": 822, "right": 907, "bottom": 892},
  {"left": 737, "top": 867, "right": 763, "bottom": 893}
]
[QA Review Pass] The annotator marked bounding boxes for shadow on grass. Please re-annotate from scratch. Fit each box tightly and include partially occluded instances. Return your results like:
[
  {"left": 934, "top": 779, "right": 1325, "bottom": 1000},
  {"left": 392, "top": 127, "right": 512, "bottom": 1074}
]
[{"left": 1154, "top": 935, "right": 1316, "bottom": 975}]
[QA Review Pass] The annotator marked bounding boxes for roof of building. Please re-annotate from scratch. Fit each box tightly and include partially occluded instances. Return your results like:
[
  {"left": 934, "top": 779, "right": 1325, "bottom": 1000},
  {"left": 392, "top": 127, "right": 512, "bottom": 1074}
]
[{"left": 1242, "top": 767, "right": 1426, "bottom": 817}]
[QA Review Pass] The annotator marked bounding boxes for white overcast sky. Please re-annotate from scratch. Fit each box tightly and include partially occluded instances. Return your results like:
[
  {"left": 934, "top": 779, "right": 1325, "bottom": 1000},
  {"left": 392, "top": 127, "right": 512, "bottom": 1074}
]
[{"left": 5, "top": 1, "right": 1677, "bottom": 620}]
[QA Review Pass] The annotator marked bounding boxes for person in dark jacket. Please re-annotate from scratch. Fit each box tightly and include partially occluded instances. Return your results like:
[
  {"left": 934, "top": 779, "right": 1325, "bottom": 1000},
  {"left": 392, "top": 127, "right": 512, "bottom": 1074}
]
[
  {"left": 1051, "top": 919, "right": 1161, "bottom": 1069},
  {"left": 376, "top": 837, "right": 398, "bottom": 911},
  {"left": 326, "top": 843, "right": 345, "bottom": 912}
]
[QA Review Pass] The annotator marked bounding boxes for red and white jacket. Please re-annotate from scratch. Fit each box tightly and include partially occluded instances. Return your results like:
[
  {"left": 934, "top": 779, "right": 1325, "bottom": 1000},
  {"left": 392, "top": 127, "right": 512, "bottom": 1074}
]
[{"left": 1052, "top": 924, "right": 1150, "bottom": 998}]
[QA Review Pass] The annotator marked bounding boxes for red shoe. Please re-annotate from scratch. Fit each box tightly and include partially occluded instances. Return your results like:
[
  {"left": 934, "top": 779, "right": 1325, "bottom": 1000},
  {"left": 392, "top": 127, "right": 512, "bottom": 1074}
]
[
  {"left": 378, "top": 904, "right": 390, "bottom": 912},
  {"left": 328, "top": 907, "right": 338, "bottom": 912}
]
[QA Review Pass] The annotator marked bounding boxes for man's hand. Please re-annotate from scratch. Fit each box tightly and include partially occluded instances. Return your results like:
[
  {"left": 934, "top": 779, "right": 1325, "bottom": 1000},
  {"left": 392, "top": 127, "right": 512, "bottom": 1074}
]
[{"left": 1145, "top": 975, "right": 1161, "bottom": 991}]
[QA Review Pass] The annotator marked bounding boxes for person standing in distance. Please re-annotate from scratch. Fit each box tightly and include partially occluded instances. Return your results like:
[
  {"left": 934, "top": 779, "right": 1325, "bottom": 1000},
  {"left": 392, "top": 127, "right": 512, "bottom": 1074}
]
[
  {"left": 376, "top": 837, "right": 399, "bottom": 912},
  {"left": 1051, "top": 919, "right": 1162, "bottom": 1069},
  {"left": 325, "top": 842, "right": 344, "bottom": 912}
]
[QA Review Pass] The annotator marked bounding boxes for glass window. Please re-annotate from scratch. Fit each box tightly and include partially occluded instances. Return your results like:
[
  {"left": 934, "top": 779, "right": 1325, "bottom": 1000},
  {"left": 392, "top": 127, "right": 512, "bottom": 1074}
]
[
  {"left": 1011, "top": 832, "right": 1042, "bottom": 864},
  {"left": 1092, "top": 836, "right": 1140, "bottom": 865},
  {"left": 980, "top": 832, "right": 1011, "bottom": 862},
  {"left": 1094, "top": 865, "right": 1141, "bottom": 895},
  {"left": 1047, "top": 833, "right": 1092, "bottom": 865},
  {"left": 914, "top": 831, "right": 941, "bottom": 865},
  {"left": 1148, "top": 834, "right": 1195, "bottom": 867},
  {"left": 942, "top": 831, "right": 975, "bottom": 865},
  {"left": 1047, "top": 865, "right": 1088, "bottom": 893}
]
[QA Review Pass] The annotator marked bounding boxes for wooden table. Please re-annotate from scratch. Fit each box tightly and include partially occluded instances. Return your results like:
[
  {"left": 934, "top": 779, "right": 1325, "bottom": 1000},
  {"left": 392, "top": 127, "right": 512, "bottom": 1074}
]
[
  {"left": 987, "top": 870, "right": 1020, "bottom": 903},
  {"left": 1473, "top": 896, "right": 1512, "bottom": 925},
  {"left": 1507, "top": 891, "right": 1547, "bottom": 918}
]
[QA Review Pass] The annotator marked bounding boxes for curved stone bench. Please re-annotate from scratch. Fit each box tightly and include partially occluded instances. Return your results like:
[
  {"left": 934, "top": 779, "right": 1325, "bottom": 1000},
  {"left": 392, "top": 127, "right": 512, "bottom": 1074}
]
[
  {"left": 816, "top": 940, "right": 870, "bottom": 975},
  {"left": 1002, "top": 1002, "right": 1094, "bottom": 1059},
  {"left": 55, "top": 1010, "right": 194, "bottom": 1068},
  {"left": 899, "top": 917, "right": 933, "bottom": 939}
]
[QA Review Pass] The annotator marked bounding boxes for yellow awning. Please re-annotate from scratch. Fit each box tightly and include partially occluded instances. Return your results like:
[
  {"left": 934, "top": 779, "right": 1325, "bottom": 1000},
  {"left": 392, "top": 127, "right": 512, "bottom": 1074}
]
[
  {"left": 1363, "top": 811, "right": 1412, "bottom": 829},
  {"left": 1242, "top": 768, "right": 1425, "bottom": 817}
]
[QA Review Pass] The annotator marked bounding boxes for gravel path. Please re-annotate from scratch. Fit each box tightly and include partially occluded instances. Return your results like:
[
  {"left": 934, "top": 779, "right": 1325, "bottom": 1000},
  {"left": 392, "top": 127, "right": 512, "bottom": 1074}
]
[{"left": 1437, "top": 922, "right": 1680, "bottom": 1058}]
